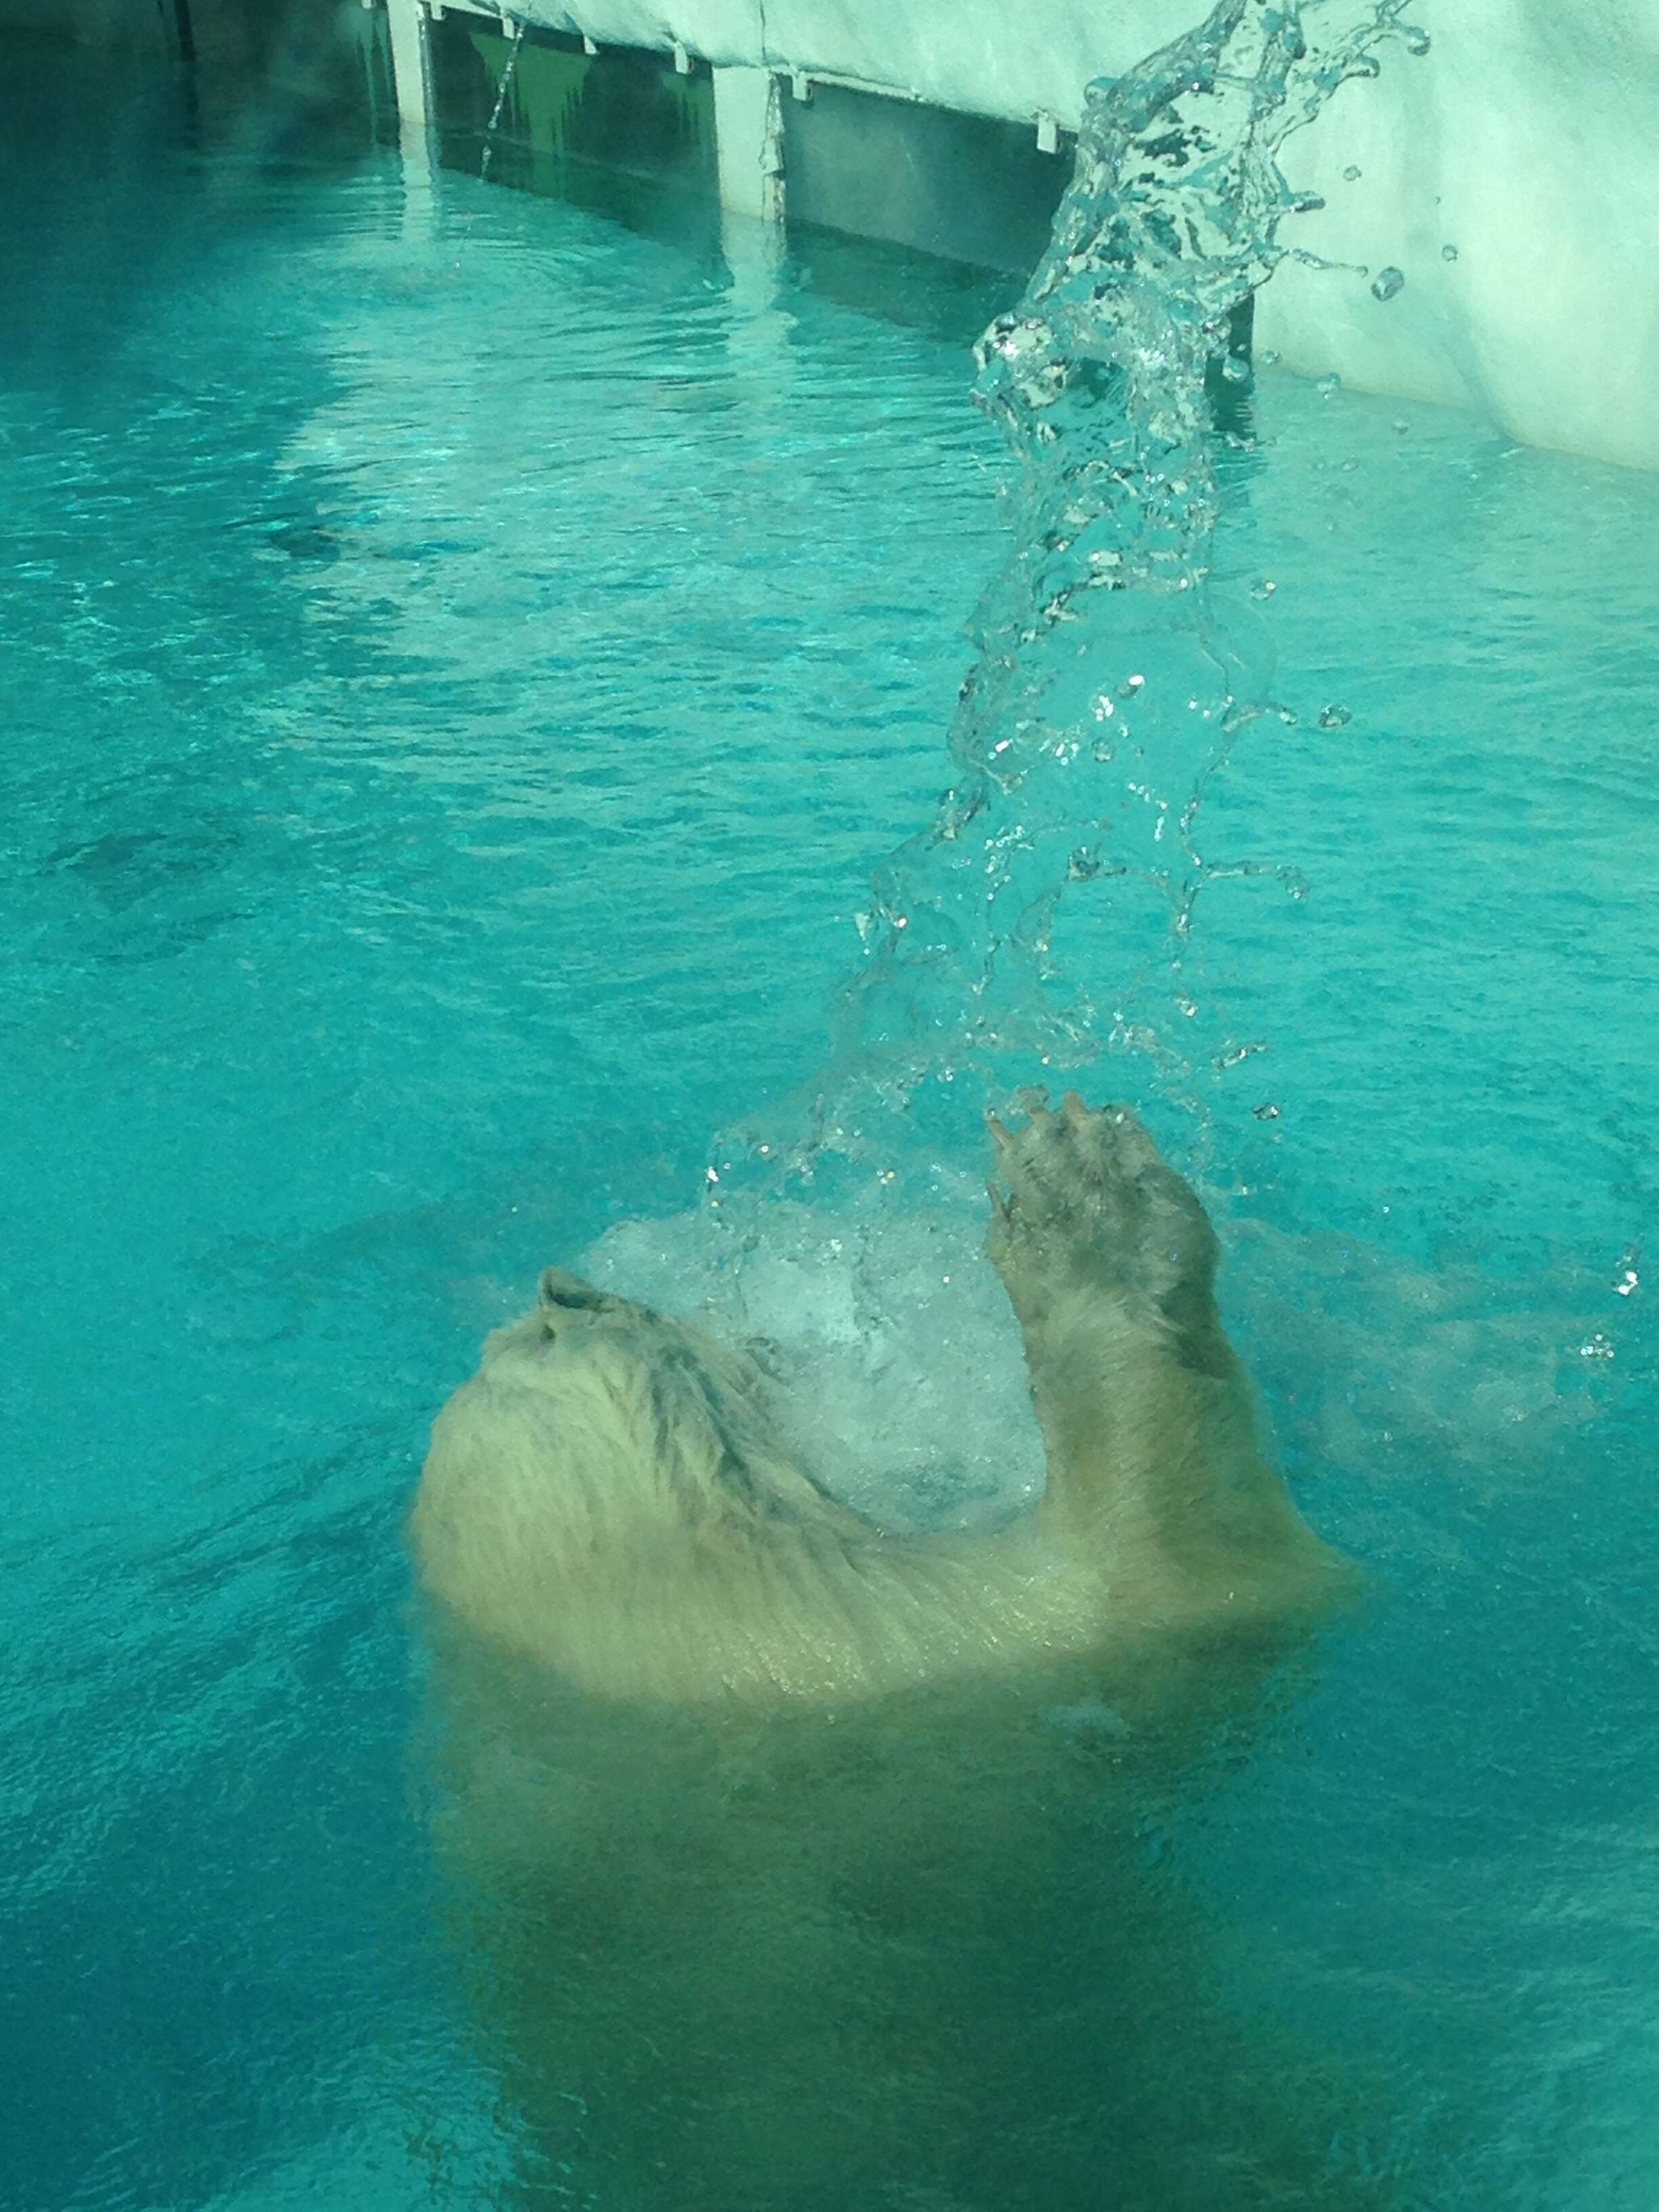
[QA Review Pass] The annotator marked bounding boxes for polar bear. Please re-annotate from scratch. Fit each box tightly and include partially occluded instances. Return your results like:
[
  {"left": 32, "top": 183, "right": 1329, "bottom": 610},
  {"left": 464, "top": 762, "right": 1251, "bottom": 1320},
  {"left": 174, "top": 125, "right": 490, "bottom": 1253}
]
[{"left": 413, "top": 1097, "right": 1373, "bottom": 2211}]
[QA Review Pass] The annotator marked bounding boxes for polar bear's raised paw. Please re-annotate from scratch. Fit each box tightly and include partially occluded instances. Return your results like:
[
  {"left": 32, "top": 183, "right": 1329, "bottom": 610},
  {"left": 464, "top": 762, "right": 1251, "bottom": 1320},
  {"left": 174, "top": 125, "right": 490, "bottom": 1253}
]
[{"left": 987, "top": 1092, "right": 1222, "bottom": 1361}]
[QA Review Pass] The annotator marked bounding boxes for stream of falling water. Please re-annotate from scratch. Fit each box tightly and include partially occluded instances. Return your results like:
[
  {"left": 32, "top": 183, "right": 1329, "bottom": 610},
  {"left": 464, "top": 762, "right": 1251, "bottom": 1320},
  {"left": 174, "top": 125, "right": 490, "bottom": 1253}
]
[{"left": 723, "top": 0, "right": 1430, "bottom": 1192}]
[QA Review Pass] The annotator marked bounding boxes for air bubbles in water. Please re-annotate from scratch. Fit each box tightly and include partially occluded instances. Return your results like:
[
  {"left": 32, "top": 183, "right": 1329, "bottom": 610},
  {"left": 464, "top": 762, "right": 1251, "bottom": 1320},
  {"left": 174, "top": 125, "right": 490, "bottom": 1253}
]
[
  {"left": 1317, "top": 704, "right": 1353, "bottom": 730},
  {"left": 1315, "top": 373, "right": 1343, "bottom": 398},
  {"left": 1213, "top": 1040, "right": 1267, "bottom": 1072},
  {"left": 1343, "top": 164, "right": 1362, "bottom": 181},
  {"left": 1370, "top": 266, "right": 1406, "bottom": 302},
  {"left": 1251, "top": 1103, "right": 1282, "bottom": 1122},
  {"left": 1441, "top": 243, "right": 1460, "bottom": 262},
  {"left": 1612, "top": 1246, "right": 1641, "bottom": 1298}
]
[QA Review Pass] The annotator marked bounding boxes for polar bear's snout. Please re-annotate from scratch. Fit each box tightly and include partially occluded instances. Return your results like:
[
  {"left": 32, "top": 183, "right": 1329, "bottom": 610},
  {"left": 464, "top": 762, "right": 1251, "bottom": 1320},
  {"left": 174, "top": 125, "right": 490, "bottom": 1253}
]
[{"left": 537, "top": 1267, "right": 617, "bottom": 1317}]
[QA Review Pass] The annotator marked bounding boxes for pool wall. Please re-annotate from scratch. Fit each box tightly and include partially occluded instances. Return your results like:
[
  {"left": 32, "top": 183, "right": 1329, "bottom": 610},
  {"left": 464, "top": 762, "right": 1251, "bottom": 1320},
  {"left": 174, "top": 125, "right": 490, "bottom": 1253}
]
[{"left": 375, "top": 0, "right": 1659, "bottom": 471}]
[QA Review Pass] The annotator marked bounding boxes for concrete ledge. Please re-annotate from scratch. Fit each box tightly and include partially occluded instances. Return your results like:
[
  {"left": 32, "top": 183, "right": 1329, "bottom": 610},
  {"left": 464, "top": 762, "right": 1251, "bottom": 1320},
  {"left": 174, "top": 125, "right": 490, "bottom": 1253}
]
[{"left": 498, "top": 0, "right": 1187, "bottom": 123}]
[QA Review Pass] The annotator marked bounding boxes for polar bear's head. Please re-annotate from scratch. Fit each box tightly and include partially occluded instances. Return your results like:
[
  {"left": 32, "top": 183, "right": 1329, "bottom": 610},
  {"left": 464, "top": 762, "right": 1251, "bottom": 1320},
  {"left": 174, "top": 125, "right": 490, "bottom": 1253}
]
[
  {"left": 470, "top": 1269, "right": 784, "bottom": 1483},
  {"left": 413, "top": 1269, "right": 855, "bottom": 1656}
]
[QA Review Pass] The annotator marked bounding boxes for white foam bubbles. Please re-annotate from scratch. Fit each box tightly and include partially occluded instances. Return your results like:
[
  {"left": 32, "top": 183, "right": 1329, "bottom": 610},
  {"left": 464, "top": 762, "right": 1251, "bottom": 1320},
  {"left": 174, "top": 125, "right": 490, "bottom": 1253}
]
[{"left": 580, "top": 1179, "right": 1044, "bottom": 1534}]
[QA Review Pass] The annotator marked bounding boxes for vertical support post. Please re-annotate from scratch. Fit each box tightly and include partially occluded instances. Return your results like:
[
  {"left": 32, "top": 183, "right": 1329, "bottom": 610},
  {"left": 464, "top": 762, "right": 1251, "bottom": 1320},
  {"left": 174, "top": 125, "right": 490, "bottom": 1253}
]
[
  {"left": 712, "top": 66, "right": 783, "bottom": 226},
  {"left": 384, "top": 0, "right": 434, "bottom": 137},
  {"left": 382, "top": 0, "right": 438, "bottom": 230},
  {"left": 714, "top": 68, "right": 787, "bottom": 380}
]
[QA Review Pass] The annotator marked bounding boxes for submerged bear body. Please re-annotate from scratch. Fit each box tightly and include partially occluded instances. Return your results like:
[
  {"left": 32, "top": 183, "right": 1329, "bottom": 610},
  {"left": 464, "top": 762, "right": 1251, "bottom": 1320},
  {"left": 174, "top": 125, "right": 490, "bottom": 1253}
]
[{"left": 413, "top": 1098, "right": 1372, "bottom": 2210}]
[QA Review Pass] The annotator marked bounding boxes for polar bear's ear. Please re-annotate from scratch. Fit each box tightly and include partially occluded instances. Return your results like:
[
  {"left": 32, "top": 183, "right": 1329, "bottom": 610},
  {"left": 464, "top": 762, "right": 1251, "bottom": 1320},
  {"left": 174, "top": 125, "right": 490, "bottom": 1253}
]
[{"left": 537, "top": 1267, "right": 616, "bottom": 1315}]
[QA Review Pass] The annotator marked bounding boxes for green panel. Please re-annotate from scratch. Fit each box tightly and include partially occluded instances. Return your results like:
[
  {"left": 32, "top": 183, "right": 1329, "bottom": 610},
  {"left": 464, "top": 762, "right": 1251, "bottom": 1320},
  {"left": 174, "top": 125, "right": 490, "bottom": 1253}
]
[{"left": 432, "top": 17, "right": 716, "bottom": 216}]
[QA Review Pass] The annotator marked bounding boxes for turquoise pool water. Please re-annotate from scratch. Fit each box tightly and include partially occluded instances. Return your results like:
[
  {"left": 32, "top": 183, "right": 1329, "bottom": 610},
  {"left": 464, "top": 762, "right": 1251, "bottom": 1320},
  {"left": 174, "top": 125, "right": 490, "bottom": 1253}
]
[{"left": 3, "top": 31, "right": 1657, "bottom": 2212}]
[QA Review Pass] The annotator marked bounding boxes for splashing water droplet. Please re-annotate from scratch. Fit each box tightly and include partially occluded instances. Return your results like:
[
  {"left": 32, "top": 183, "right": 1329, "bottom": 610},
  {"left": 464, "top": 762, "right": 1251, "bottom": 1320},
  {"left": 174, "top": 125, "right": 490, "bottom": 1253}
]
[
  {"left": 1370, "top": 266, "right": 1406, "bottom": 302},
  {"left": 477, "top": 19, "right": 528, "bottom": 188},
  {"left": 1318, "top": 704, "right": 1353, "bottom": 731}
]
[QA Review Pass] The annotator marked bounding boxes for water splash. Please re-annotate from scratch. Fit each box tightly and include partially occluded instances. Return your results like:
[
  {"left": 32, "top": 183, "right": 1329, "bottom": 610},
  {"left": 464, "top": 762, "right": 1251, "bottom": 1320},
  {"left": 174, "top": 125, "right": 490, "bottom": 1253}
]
[
  {"left": 734, "top": 0, "right": 1427, "bottom": 1185},
  {"left": 479, "top": 19, "right": 527, "bottom": 188}
]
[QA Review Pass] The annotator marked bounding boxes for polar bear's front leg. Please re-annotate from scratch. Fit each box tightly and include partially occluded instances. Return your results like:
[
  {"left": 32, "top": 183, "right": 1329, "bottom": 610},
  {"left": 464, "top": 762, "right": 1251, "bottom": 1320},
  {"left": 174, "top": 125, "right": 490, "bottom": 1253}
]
[{"left": 987, "top": 1094, "right": 1343, "bottom": 1604}]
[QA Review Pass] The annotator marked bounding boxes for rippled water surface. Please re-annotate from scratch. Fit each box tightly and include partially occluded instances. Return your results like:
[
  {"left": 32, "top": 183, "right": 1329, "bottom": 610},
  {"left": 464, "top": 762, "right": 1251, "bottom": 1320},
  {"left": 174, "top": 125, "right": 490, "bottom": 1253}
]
[{"left": 3, "top": 29, "right": 1657, "bottom": 2212}]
